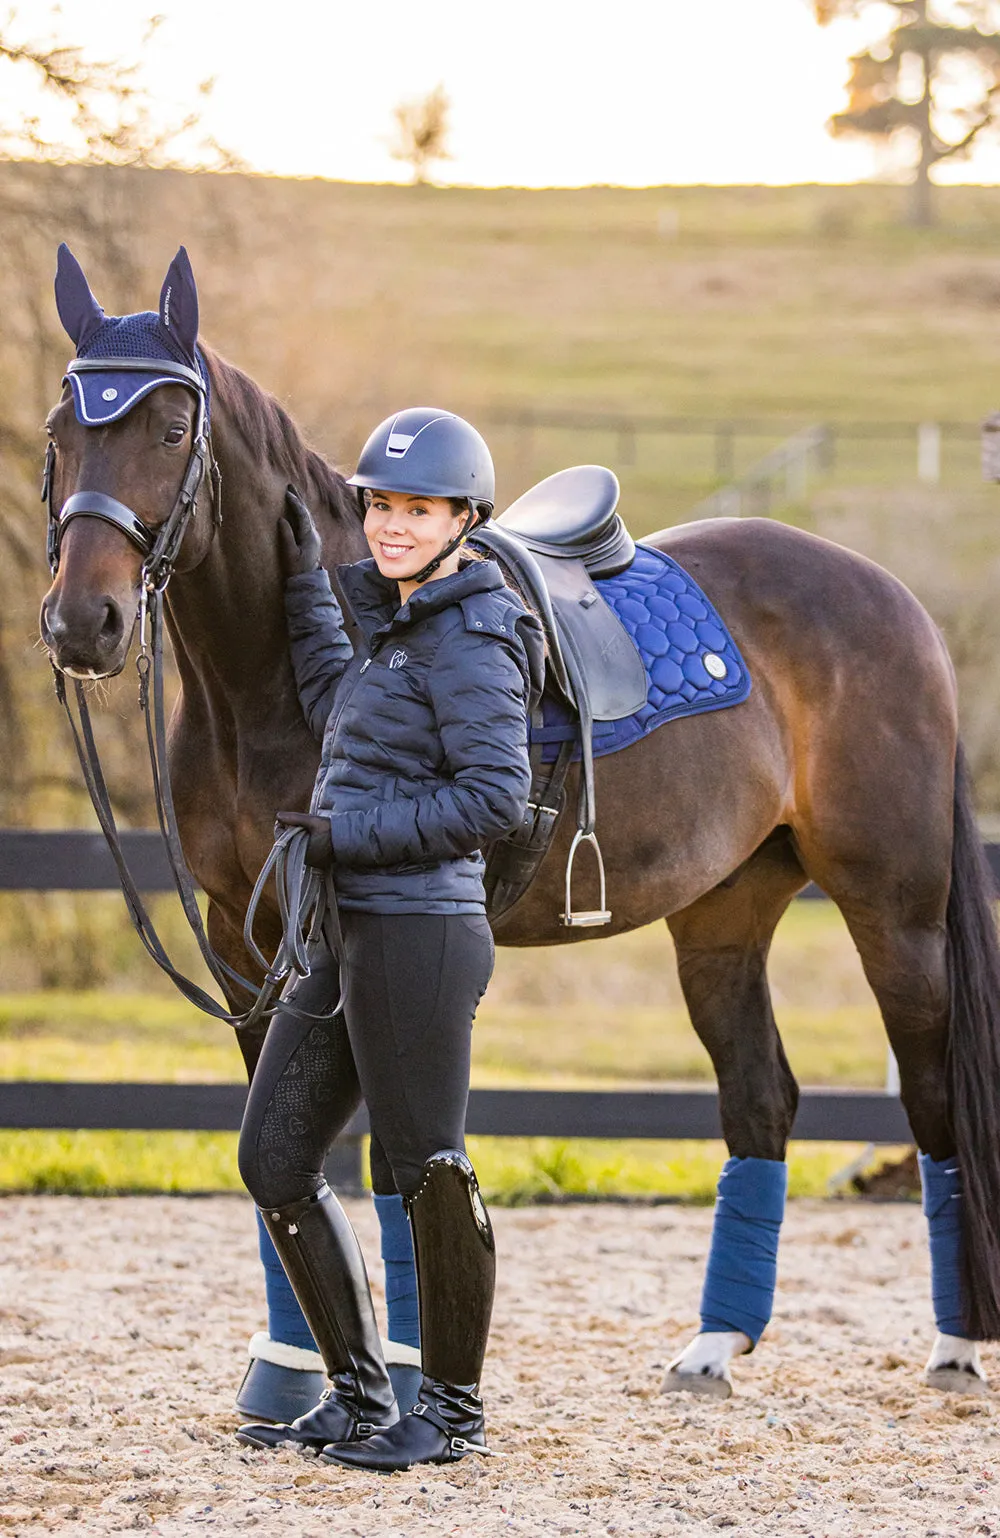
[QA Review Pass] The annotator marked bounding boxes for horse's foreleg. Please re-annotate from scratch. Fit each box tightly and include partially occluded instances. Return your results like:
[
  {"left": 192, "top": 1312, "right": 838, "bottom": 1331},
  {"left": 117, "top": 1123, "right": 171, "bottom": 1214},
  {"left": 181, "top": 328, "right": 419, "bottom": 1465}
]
[{"left": 661, "top": 840, "right": 805, "bottom": 1397}]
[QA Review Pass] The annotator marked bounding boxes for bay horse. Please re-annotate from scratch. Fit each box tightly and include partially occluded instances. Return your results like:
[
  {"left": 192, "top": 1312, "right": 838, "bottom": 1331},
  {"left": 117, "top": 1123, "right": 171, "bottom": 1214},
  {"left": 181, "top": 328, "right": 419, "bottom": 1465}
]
[{"left": 38, "top": 248, "right": 1000, "bottom": 1408}]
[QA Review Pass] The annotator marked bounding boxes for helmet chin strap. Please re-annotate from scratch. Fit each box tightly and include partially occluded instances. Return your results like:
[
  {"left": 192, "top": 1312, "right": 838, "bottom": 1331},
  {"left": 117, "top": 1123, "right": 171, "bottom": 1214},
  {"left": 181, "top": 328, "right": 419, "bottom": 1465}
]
[{"left": 408, "top": 504, "right": 480, "bottom": 586}]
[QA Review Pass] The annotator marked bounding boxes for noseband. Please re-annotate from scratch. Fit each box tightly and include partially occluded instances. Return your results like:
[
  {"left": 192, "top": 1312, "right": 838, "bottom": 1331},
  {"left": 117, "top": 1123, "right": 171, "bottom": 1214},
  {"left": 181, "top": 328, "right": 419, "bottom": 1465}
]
[{"left": 43, "top": 355, "right": 221, "bottom": 591}]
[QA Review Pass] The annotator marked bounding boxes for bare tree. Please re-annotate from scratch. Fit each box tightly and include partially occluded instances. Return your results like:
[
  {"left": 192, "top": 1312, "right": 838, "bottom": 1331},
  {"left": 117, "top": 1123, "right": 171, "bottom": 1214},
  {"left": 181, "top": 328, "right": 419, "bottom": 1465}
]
[
  {"left": 814, "top": 0, "right": 1000, "bottom": 225},
  {"left": 0, "top": 11, "right": 238, "bottom": 832},
  {"left": 389, "top": 83, "right": 452, "bottom": 185},
  {"left": 0, "top": 10, "right": 239, "bottom": 170}
]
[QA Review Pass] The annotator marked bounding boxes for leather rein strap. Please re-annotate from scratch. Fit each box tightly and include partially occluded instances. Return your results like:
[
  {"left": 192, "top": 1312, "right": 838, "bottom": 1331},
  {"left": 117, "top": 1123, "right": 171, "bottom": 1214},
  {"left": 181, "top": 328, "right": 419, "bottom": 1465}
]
[{"left": 45, "top": 357, "right": 343, "bottom": 1030}]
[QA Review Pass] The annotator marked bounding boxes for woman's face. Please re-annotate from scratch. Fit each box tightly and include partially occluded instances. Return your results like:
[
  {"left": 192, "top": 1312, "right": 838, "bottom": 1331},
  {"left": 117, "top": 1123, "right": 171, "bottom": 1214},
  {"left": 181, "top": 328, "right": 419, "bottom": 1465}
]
[{"left": 364, "top": 489, "right": 465, "bottom": 587}]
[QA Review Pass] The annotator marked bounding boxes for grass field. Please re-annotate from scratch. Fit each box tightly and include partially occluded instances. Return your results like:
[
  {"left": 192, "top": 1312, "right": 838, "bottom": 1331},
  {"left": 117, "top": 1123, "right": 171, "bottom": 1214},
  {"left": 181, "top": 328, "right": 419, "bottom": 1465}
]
[{"left": 0, "top": 902, "right": 904, "bottom": 1201}]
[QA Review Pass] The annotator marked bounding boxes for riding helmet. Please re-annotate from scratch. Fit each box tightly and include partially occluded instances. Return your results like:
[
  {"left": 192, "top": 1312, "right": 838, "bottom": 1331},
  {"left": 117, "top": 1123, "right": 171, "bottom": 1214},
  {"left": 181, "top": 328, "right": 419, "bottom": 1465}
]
[{"left": 347, "top": 407, "right": 495, "bottom": 520}]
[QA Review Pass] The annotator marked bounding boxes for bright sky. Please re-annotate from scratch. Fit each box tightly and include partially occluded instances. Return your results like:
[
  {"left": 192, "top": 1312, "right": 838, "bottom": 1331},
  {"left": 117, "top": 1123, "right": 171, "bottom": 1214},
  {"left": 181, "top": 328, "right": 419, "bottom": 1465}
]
[{"left": 6, "top": 0, "right": 1000, "bottom": 186}]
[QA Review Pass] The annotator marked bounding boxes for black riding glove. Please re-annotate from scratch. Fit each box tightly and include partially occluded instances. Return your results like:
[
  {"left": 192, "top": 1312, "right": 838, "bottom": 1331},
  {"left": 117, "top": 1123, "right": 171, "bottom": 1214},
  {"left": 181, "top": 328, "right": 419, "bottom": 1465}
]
[
  {"left": 275, "top": 811, "right": 334, "bottom": 870},
  {"left": 278, "top": 485, "right": 323, "bottom": 578}
]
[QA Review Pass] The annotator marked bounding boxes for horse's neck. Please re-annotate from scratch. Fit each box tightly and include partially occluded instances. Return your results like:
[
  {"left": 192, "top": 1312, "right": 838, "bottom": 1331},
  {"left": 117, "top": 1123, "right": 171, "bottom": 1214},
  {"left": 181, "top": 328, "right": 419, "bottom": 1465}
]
[{"left": 164, "top": 395, "right": 365, "bottom": 725}]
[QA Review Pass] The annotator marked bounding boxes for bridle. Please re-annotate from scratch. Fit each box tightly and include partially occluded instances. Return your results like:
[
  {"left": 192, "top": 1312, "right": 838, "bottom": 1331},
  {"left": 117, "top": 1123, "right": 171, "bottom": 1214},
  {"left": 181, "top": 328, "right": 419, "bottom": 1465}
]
[
  {"left": 44, "top": 355, "right": 221, "bottom": 589},
  {"left": 44, "top": 354, "right": 342, "bottom": 1031}
]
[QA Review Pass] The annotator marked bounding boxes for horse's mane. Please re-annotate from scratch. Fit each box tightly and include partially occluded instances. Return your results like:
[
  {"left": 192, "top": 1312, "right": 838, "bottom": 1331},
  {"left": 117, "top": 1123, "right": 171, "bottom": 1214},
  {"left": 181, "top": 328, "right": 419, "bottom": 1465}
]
[{"left": 202, "top": 344, "right": 359, "bottom": 522}]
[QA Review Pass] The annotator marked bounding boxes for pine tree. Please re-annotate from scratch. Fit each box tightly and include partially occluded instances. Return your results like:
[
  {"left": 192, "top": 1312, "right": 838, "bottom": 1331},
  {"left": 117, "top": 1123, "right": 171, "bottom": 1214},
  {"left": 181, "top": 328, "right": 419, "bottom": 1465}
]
[{"left": 815, "top": 1, "right": 1000, "bottom": 225}]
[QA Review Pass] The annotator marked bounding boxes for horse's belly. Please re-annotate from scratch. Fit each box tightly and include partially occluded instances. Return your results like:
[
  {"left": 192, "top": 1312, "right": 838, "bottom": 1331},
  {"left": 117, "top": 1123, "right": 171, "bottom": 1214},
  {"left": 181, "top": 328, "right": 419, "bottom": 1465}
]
[{"left": 494, "top": 690, "right": 790, "bottom": 945}]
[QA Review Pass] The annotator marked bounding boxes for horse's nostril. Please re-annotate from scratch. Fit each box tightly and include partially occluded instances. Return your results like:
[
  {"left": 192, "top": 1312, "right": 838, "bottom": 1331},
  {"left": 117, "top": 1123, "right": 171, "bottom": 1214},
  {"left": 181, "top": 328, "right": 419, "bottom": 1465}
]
[
  {"left": 99, "top": 600, "right": 124, "bottom": 648},
  {"left": 42, "top": 604, "right": 66, "bottom": 645}
]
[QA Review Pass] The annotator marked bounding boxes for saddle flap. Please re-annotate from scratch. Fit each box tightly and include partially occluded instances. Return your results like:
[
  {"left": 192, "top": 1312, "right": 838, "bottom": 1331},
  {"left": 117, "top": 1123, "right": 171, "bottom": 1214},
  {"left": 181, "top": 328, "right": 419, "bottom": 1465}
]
[{"left": 531, "top": 552, "right": 648, "bottom": 723}]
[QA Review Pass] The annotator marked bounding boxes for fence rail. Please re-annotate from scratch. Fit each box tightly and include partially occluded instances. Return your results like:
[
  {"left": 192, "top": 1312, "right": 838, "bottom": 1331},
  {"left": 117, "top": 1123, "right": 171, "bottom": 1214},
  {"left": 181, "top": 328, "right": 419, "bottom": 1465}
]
[
  {"left": 0, "top": 1083, "right": 913, "bottom": 1195},
  {"left": 5, "top": 828, "right": 993, "bottom": 1187},
  {"left": 479, "top": 406, "right": 984, "bottom": 479}
]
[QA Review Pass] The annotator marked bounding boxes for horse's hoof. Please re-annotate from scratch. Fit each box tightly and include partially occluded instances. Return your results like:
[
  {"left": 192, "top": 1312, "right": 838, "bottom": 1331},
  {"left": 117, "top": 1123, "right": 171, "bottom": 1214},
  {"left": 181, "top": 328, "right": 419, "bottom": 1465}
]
[
  {"left": 660, "top": 1365, "right": 734, "bottom": 1399},
  {"left": 925, "top": 1364, "right": 990, "bottom": 1395}
]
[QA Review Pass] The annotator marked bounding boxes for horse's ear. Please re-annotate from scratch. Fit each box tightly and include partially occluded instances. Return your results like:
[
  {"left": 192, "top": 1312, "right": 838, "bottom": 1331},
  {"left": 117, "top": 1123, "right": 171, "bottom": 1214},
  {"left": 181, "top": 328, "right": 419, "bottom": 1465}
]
[
  {"left": 54, "top": 243, "right": 104, "bottom": 351},
  {"left": 159, "top": 246, "right": 199, "bottom": 362}
]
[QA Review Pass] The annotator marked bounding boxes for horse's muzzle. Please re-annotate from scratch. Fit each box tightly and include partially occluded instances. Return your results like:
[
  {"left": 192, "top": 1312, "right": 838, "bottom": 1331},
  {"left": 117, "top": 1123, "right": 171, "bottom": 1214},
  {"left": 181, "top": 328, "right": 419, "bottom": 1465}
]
[{"left": 40, "top": 589, "right": 131, "bottom": 680}]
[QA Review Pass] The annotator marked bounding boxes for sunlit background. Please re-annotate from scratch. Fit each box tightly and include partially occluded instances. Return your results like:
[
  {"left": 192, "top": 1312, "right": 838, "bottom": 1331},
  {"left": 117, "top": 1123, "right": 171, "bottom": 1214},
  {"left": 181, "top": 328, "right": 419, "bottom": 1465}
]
[{"left": 6, "top": 0, "right": 994, "bottom": 186}]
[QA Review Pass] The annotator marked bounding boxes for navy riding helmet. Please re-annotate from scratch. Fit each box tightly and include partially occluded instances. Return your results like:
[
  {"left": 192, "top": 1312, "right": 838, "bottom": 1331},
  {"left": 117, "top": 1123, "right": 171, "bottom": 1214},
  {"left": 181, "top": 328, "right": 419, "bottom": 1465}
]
[
  {"left": 347, "top": 407, "right": 495, "bottom": 584},
  {"left": 347, "top": 407, "right": 495, "bottom": 519}
]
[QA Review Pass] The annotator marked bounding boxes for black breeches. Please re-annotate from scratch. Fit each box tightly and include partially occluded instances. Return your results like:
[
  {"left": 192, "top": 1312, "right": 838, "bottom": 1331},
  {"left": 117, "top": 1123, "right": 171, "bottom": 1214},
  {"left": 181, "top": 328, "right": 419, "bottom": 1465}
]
[{"left": 238, "top": 910, "right": 494, "bottom": 1207}]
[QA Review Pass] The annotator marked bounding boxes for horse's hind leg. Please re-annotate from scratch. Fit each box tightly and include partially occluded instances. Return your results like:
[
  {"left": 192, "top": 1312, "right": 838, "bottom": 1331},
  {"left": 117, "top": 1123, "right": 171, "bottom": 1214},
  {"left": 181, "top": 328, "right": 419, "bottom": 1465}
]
[
  {"left": 661, "top": 831, "right": 807, "bottom": 1397},
  {"left": 796, "top": 792, "right": 991, "bottom": 1393}
]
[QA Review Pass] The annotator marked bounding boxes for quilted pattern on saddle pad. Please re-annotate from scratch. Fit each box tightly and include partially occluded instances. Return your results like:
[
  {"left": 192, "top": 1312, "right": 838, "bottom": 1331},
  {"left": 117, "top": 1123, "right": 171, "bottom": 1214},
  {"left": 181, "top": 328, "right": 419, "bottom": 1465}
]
[{"left": 534, "top": 542, "right": 752, "bottom": 760}]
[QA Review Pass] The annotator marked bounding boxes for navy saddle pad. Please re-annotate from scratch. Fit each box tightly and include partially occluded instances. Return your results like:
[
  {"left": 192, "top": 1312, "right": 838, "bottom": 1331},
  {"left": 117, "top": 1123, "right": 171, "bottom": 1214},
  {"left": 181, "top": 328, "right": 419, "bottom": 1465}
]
[{"left": 533, "top": 542, "right": 752, "bottom": 760}]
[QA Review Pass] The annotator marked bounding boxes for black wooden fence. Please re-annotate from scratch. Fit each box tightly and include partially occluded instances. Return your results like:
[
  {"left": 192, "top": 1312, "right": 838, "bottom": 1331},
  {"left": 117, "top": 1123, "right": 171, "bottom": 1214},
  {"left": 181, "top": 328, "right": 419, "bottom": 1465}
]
[{"left": 5, "top": 828, "right": 993, "bottom": 1191}]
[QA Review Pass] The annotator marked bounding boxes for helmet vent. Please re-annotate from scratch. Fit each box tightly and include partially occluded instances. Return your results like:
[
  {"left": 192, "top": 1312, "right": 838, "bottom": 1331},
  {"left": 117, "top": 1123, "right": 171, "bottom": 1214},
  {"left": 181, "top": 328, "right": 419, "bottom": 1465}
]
[{"left": 386, "top": 432, "right": 414, "bottom": 457}]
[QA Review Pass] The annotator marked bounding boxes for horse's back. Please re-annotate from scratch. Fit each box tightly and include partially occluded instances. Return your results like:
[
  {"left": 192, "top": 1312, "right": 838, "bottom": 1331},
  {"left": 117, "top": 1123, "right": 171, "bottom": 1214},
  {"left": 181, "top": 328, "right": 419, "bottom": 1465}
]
[
  {"left": 649, "top": 517, "right": 955, "bottom": 718},
  {"left": 644, "top": 517, "right": 957, "bottom": 900}
]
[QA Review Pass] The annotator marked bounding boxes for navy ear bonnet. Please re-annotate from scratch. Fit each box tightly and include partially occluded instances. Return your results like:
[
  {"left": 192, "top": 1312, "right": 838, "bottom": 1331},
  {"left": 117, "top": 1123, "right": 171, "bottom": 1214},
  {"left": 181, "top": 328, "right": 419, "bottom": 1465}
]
[{"left": 54, "top": 242, "right": 210, "bottom": 427}]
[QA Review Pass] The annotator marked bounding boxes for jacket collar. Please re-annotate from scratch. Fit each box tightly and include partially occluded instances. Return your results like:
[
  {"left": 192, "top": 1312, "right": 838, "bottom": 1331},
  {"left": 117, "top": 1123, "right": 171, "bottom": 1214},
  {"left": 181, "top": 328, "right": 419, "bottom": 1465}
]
[{"left": 336, "top": 556, "right": 505, "bottom": 643}]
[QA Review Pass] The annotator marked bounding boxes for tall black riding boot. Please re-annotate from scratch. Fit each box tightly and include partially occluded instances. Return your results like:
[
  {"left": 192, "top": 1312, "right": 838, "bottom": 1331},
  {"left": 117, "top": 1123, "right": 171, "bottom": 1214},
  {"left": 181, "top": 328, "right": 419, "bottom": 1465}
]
[
  {"left": 323, "top": 1150, "right": 495, "bottom": 1471},
  {"left": 237, "top": 1184, "right": 398, "bottom": 1451}
]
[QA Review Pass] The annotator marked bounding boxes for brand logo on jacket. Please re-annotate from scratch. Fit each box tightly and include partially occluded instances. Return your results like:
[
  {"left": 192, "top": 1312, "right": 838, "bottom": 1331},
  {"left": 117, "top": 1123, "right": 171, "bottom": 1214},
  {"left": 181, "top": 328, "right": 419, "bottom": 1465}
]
[{"left": 388, "top": 649, "right": 408, "bottom": 670}]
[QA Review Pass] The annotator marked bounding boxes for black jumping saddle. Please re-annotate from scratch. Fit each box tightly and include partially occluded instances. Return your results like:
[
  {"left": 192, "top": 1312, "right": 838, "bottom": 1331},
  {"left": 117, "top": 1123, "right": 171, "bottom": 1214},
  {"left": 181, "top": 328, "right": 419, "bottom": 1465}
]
[{"left": 470, "top": 465, "right": 647, "bottom": 928}]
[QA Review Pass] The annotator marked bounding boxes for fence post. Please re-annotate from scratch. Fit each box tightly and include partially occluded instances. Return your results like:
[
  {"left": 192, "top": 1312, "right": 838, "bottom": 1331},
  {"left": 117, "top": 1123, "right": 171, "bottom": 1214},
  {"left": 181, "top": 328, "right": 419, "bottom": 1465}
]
[
  {"left": 617, "top": 420, "right": 636, "bottom": 467},
  {"left": 981, "top": 411, "right": 1000, "bottom": 481},
  {"left": 714, "top": 424, "right": 734, "bottom": 481},
  {"left": 917, "top": 422, "right": 941, "bottom": 484}
]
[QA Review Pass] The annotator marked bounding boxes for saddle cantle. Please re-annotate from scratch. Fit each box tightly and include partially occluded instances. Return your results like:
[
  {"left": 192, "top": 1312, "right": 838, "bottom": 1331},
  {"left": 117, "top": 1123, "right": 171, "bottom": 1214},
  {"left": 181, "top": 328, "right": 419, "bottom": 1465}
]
[
  {"left": 472, "top": 465, "right": 647, "bottom": 929},
  {"left": 496, "top": 464, "right": 636, "bottom": 579}
]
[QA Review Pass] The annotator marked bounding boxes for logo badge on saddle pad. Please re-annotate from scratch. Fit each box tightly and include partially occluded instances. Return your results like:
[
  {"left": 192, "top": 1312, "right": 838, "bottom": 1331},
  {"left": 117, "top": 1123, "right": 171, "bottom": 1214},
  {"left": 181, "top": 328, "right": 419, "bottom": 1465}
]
[{"left": 704, "top": 653, "right": 728, "bottom": 680}]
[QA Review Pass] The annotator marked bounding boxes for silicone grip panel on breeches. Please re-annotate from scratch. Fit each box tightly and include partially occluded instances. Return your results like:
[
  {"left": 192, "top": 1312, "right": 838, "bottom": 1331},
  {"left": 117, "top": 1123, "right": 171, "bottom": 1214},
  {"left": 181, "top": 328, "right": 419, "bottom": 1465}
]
[{"left": 699, "top": 1156, "right": 788, "bottom": 1344}]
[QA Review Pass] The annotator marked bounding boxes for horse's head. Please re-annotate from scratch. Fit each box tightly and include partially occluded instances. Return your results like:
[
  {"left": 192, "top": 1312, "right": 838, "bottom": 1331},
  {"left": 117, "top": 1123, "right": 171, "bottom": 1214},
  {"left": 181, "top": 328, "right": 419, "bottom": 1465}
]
[{"left": 39, "top": 244, "right": 217, "bottom": 679}]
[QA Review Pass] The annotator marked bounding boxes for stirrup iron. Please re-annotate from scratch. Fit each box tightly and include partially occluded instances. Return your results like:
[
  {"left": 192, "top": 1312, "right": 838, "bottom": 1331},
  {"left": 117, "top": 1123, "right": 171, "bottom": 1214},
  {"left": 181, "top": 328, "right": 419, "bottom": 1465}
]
[{"left": 561, "top": 828, "right": 611, "bottom": 927}]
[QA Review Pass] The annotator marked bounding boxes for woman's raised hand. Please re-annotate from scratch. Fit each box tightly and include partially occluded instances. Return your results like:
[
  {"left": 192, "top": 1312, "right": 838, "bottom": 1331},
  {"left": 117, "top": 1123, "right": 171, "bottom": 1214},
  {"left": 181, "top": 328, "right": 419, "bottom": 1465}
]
[{"left": 279, "top": 485, "right": 323, "bottom": 577}]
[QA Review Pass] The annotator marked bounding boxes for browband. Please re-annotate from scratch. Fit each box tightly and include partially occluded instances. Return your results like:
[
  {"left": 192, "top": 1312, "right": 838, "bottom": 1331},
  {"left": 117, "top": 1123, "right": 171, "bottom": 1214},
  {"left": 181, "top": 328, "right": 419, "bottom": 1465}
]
[{"left": 65, "top": 356, "right": 206, "bottom": 395}]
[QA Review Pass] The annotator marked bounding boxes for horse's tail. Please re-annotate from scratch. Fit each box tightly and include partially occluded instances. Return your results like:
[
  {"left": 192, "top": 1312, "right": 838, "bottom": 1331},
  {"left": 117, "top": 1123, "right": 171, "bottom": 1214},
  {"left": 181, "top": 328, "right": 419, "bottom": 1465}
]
[{"left": 947, "top": 739, "right": 1000, "bottom": 1339}]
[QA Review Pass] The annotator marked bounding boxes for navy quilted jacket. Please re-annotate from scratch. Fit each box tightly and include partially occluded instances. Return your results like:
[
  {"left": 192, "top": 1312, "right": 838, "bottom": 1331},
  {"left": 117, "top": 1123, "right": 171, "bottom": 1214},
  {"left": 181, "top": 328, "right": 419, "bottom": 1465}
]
[{"left": 284, "top": 556, "right": 544, "bottom": 913}]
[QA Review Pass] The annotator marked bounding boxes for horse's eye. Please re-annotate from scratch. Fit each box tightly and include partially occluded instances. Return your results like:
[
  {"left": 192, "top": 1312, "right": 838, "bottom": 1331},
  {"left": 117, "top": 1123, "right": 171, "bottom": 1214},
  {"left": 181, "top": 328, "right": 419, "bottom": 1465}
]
[{"left": 164, "top": 425, "right": 187, "bottom": 446}]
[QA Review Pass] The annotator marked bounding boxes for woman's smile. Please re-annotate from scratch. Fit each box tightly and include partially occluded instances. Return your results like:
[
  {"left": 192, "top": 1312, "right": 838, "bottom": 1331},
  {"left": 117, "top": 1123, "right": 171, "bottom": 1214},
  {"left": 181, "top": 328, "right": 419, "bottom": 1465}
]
[{"left": 364, "top": 488, "right": 467, "bottom": 602}]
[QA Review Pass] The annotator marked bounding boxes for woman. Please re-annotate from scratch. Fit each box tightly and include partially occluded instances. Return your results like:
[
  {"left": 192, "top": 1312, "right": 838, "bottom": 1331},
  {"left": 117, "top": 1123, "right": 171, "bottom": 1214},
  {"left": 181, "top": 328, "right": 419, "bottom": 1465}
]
[{"left": 236, "top": 407, "right": 543, "bottom": 1471}]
